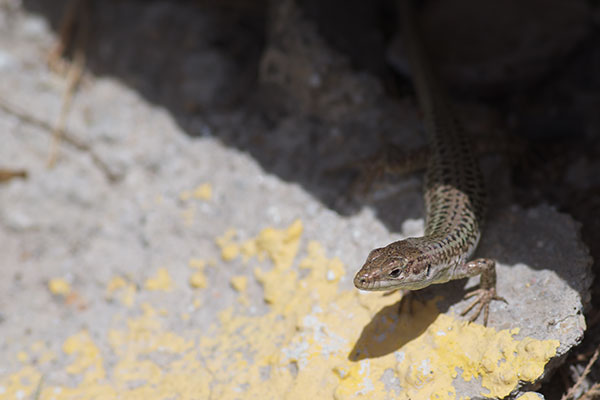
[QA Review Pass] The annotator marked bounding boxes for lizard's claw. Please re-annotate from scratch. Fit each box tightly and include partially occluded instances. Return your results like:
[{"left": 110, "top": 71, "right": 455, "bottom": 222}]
[
  {"left": 460, "top": 288, "right": 507, "bottom": 326},
  {"left": 323, "top": 150, "right": 386, "bottom": 197},
  {"left": 326, "top": 144, "right": 429, "bottom": 197}
]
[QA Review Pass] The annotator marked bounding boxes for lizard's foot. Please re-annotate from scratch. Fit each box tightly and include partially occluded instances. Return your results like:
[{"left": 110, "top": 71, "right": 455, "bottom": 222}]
[
  {"left": 457, "top": 258, "right": 507, "bottom": 326},
  {"left": 323, "top": 150, "right": 385, "bottom": 197},
  {"left": 461, "top": 287, "right": 507, "bottom": 326},
  {"left": 349, "top": 153, "right": 387, "bottom": 196},
  {"left": 328, "top": 144, "right": 429, "bottom": 197}
]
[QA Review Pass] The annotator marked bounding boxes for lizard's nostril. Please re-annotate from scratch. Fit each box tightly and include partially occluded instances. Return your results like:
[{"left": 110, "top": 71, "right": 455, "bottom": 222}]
[{"left": 354, "top": 275, "right": 367, "bottom": 288}]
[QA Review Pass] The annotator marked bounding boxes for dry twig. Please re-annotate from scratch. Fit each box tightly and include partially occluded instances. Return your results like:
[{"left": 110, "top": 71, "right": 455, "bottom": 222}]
[
  {"left": 580, "top": 382, "right": 600, "bottom": 400},
  {"left": 562, "top": 343, "right": 600, "bottom": 400},
  {"left": 47, "top": 0, "right": 90, "bottom": 168},
  {"left": 0, "top": 169, "right": 27, "bottom": 182},
  {"left": 0, "top": 98, "right": 115, "bottom": 181}
]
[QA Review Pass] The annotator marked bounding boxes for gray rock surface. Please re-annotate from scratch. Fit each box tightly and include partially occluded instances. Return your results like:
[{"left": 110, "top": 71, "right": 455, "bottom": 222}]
[{"left": 0, "top": 0, "right": 594, "bottom": 398}]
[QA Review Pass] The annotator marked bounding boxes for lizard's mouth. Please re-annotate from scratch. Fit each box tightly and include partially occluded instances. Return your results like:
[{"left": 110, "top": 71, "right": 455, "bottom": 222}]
[{"left": 353, "top": 274, "right": 390, "bottom": 291}]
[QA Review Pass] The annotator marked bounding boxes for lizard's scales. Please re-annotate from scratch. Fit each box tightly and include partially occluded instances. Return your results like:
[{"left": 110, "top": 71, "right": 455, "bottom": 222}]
[
  {"left": 354, "top": 0, "right": 503, "bottom": 325},
  {"left": 404, "top": 0, "right": 486, "bottom": 259}
]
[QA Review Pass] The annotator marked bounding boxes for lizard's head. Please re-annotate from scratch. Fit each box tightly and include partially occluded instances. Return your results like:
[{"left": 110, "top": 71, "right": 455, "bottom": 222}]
[{"left": 353, "top": 239, "right": 432, "bottom": 291}]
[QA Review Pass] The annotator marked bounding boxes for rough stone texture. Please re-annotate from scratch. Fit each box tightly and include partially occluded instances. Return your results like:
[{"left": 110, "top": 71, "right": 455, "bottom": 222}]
[
  {"left": 0, "top": 0, "right": 595, "bottom": 398},
  {"left": 387, "top": 0, "right": 591, "bottom": 95}
]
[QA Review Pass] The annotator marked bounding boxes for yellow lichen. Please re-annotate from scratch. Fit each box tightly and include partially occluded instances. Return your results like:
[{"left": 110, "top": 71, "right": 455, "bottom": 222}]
[
  {"left": 63, "top": 331, "right": 106, "bottom": 384},
  {"left": 189, "top": 271, "right": 207, "bottom": 289},
  {"left": 48, "top": 278, "right": 71, "bottom": 296},
  {"left": 193, "top": 298, "right": 202, "bottom": 309},
  {"left": 144, "top": 268, "right": 173, "bottom": 291},
  {"left": 106, "top": 276, "right": 136, "bottom": 307},
  {"left": 188, "top": 258, "right": 206, "bottom": 269},
  {"left": 0, "top": 220, "right": 560, "bottom": 400},
  {"left": 16, "top": 351, "right": 28, "bottom": 363},
  {"left": 106, "top": 276, "right": 127, "bottom": 292},
  {"left": 216, "top": 228, "right": 240, "bottom": 261},
  {"left": 230, "top": 275, "right": 248, "bottom": 292},
  {"left": 180, "top": 183, "right": 212, "bottom": 202},
  {"left": 188, "top": 258, "right": 208, "bottom": 289},
  {"left": 0, "top": 366, "right": 42, "bottom": 399},
  {"left": 193, "top": 183, "right": 212, "bottom": 200}
]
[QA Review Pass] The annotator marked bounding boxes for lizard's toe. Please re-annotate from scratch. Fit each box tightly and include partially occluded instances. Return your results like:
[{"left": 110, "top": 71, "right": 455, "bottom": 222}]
[{"left": 460, "top": 288, "right": 507, "bottom": 326}]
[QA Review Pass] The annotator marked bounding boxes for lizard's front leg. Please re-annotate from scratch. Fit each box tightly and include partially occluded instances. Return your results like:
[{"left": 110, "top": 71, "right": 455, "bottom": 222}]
[
  {"left": 455, "top": 258, "right": 507, "bottom": 325},
  {"left": 344, "top": 144, "right": 430, "bottom": 195}
]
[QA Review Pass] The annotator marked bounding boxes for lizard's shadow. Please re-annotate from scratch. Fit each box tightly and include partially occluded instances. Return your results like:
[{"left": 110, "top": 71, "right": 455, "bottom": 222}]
[{"left": 349, "top": 280, "right": 467, "bottom": 361}]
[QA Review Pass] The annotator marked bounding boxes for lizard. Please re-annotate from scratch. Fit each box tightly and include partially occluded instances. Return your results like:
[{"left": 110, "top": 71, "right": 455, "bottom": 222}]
[{"left": 353, "top": 0, "right": 506, "bottom": 326}]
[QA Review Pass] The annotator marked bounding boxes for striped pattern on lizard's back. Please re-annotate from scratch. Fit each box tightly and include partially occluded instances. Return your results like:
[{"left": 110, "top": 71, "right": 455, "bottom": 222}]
[{"left": 353, "top": 0, "right": 505, "bottom": 325}]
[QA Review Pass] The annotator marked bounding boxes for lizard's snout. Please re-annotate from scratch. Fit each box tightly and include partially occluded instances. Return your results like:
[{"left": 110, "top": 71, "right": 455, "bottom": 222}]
[
  {"left": 354, "top": 270, "right": 376, "bottom": 290},
  {"left": 354, "top": 274, "right": 368, "bottom": 289}
]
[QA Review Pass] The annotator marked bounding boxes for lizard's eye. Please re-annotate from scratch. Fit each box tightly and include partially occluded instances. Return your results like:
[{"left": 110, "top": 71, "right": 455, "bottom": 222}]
[{"left": 388, "top": 268, "right": 401, "bottom": 278}]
